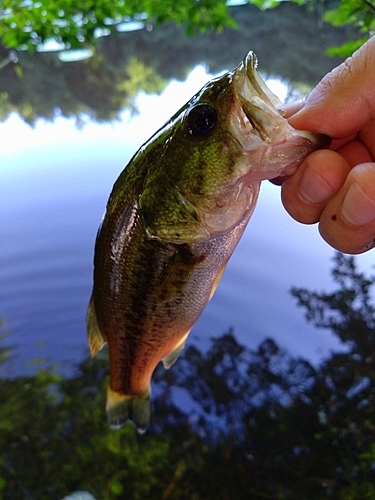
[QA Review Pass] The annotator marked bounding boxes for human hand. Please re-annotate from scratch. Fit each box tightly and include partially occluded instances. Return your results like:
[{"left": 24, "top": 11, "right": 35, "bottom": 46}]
[{"left": 280, "top": 36, "right": 375, "bottom": 254}]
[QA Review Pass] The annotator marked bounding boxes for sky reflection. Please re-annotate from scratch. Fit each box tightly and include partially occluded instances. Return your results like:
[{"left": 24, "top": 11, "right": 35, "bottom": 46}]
[{"left": 1, "top": 67, "right": 375, "bottom": 373}]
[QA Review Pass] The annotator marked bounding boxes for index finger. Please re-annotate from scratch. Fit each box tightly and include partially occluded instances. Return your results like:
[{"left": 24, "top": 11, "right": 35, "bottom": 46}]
[{"left": 287, "top": 37, "right": 375, "bottom": 139}]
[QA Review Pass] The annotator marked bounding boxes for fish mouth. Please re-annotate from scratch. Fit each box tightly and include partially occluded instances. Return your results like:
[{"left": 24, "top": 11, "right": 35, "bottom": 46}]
[
  {"left": 232, "top": 51, "right": 288, "bottom": 146},
  {"left": 239, "top": 52, "right": 283, "bottom": 120},
  {"left": 231, "top": 52, "right": 331, "bottom": 182}
]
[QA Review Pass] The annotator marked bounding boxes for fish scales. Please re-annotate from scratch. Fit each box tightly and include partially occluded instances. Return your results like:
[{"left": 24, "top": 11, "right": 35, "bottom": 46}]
[
  {"left": 87, "top": 51, "right": 330, "bottom": 432},
  {"left": 94, "top": 196, "right": 245, "bottom": 392}
]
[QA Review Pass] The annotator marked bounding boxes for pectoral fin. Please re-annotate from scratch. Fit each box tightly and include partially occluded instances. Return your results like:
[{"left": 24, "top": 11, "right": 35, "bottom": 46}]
[
  {"left": 162, "top": 332, "right": 190, "bottom": 369},
  {"left": 87, "top": 296, "right": 106, "bottom": 357}
]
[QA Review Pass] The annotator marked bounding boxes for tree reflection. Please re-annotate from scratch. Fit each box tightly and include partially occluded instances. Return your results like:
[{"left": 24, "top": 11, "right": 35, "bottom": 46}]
[
  {"left": 0, "top": 3, "right": 359, "bottom": 126},
  {"left": 2, "top": 253, "right": 375, "bottom": 499}
]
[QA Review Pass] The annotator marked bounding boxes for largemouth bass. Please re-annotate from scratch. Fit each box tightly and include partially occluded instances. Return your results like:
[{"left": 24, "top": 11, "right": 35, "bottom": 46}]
[{"left": 87, "top": 51, "right": 330, "bottom": 432}]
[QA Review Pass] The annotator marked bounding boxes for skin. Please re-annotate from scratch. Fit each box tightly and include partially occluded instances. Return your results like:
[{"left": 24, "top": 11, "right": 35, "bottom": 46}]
[{"left": 281, "top": 36, "right": 375, "bottom": 254}]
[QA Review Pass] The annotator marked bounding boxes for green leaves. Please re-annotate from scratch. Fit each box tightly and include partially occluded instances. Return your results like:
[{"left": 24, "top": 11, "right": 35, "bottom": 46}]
[
  {"left": 250, "top": 0, "right": 282, "bottom": 10},
  {"left": 2, "top": 0, "right": 124, "bottom": 50},
  {"left": 1, "top": 0, "right": 369, "bottom": 55},
  {"left": 326, "top": 36, "right": 370, "bottom": 57},
  {"left": 0, "top": 0, "right": 235, "bottom": 50},
  {"left": 322, "top": 0, "right": 374, "bottom": 57}
]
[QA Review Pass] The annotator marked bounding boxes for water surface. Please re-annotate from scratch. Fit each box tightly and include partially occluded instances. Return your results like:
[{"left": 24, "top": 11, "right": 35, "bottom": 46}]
[{"left": 2, "top": 82, "right": 373, "bottom": 372}]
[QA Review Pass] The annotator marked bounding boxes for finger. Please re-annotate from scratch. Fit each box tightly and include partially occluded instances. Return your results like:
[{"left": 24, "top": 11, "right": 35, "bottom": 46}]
[
  {"left": 336, "top": 139, "right": 374, "bottom": 168},
  {"left": 318, "top": 163, "right": 375, "bottom": 254},
  {"left": 282, "top": 99, "right": 304, "bottom": 119},
  {"left": 358, "top": 120, "right": 375, "bottom": 159},
  {"left": 287, "top": 37, "right": 375, "bottom": 139},
  {"left": 281, "top": 149, "right": 351, "bottom": 224}
]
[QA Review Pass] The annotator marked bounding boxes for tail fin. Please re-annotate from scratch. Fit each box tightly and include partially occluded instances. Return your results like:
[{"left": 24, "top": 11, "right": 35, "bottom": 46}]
[{"left": 106, "top": 386, "right": 151, "bottom": 434}]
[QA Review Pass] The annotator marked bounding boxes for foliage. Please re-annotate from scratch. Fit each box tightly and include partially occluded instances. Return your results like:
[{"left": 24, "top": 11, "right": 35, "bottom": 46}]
[
  {"left": 0, "top": 0, "right": 235, "bottom": 51},
  {"left": 0, "top": 354, "right": 184, "bottom": 499},
  {"left": 0, "top": 3, "right": 359, "bottom": 125},
  {"left": 2, "top": 253, "right": 375, "bottom": 498},
  {"left": 323, "top": 0, "right": 374, "bottom": 56},
  {"left": 0, "top": 0, "right": 369, "bottom": 56}
]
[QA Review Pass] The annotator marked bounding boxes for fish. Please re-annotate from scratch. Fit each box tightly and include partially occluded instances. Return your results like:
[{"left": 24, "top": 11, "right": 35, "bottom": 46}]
[{"left": 87, "top": 51, "right": 330, "bottom": 433}]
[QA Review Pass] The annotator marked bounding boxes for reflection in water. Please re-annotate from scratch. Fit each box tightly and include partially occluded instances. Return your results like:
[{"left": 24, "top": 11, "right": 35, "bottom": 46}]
[
  {"left": 61, "top": 493, "right": 96, "bottom": 500},
  {"left": 1, "top": 255, "right": 375, "bottom": 499},
  {"left": 1, "top": 91, "right": 352, "bottom": 371},
  {"left": 0, "top": 8, "right": 372, "bottom": 497},
  {"left": 0, "top": 3, "right": 359, "bottom": 125},
  {"left": 58, "top": 49, "right": 95, "bottom": 63}
]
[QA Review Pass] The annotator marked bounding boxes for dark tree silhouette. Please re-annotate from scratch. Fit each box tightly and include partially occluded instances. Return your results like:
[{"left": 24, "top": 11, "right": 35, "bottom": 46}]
[{"left": 2, "top": 253, "right": 375, "bottom": 498}]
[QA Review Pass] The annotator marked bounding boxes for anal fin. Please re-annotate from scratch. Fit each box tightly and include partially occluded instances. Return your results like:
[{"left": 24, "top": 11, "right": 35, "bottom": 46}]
[
  {"left": 162, "top": 331, "right": 190, "bottom": 369},
  {"left": 209, "top": 262, "right": 228, "bottom": 301},
  {"left": 86, "top": 295, "right": 106, "bottom": 357},
  {"left": 106, "top": 386, "right": 151, "bottom": 434}
]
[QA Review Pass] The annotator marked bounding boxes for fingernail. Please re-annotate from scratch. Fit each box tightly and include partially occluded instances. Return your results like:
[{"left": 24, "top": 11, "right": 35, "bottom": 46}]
[
  {"left": 281, "top": 99, "right": 305, "bottom": 118},
  {"left": 299, "top": 168, "right": 334, "bottom": 204},
  {"left": 342, "top": 182, "right": 375, "bottom": 225}
]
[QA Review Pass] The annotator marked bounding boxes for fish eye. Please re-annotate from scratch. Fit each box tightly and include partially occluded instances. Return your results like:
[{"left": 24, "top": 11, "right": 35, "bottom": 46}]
[{"left": 186, "top": 103, "right": 217, "bottom": 137}]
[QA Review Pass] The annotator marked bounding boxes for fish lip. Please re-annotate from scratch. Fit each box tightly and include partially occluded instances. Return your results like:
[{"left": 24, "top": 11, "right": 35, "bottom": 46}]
[
  {"left": 269, "top": 133, "right": 332, "bottom": 185},
  {"left": 240, "top": 51, "right": 282, "bottom": 109}
]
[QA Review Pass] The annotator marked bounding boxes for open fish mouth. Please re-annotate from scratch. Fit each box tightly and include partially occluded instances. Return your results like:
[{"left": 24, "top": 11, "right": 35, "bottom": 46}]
[
  {"left": 232, "top": 51, "right": 289, "bottom": 146},
  {"left": 231, "top": 51, "right": 331, "bottom": 181}
]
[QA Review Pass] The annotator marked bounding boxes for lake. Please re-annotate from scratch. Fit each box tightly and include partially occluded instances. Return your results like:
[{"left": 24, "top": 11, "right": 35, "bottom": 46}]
[
  {"left": 2, "top": 67, "right": 374, "bottom": 372},
  {"left": 1, "top": 6, "right": 374, "bottom": 498}
]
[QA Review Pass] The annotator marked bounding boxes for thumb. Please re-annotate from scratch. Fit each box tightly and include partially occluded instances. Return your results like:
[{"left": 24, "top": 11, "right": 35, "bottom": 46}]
[{"left": 288, "top": 36, "right": 375, "bottom": 139}]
